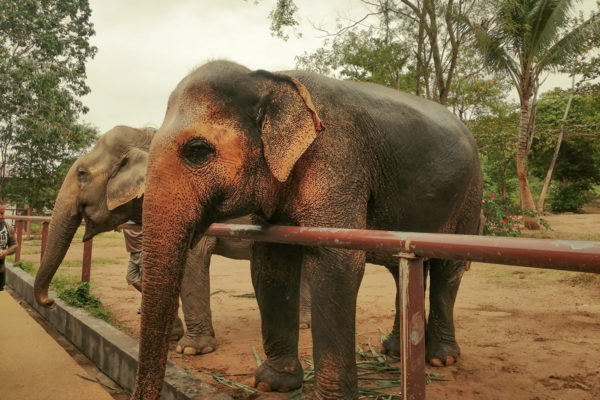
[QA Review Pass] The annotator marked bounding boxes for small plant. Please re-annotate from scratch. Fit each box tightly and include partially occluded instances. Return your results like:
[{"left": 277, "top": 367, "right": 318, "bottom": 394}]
[
  {"left": 57, "top": 282, "right": 114, "bottom": 323},
  {"left": 13, "top": 260, "right": 35, "bottom": 274},
  {"left": 481, "top": 193, "right": 522, "bottom": 237},
  {"left": 548, "top": 181, "right": 594, "bottom": 213}
]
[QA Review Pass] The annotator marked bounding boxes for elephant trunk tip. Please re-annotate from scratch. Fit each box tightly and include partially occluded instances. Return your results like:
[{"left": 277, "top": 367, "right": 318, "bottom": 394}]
[{"left": 34, "top": 285, "right": 55, "bottom": 308}]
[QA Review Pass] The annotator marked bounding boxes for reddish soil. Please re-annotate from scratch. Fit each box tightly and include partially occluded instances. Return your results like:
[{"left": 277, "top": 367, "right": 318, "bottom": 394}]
[{"left": 20, "top": 214, "right": 600, "bottom": 399}]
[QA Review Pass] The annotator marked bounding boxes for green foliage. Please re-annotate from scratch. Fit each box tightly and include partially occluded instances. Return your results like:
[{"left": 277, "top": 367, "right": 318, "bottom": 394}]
[
  {"left": 468, "top": 105, "right": 520, "bottom": 200},
  {"left": 58, "top": 281, "right": 99, "bottom": 308},
  {"left": 471, "top": 0, "right": 600, "bottom": 213},
  {"left": 481, "top": 193, "right": 522, "bottom": 236},
  {"left": 296, "top": 28, "right": 414, "bottom": 91},
  {"left": 548, "top": 181, "right": 594, "bottom": 213},
  {"left": 268, "top": 0, "right": 299, "bottom": 41},
  {"left": 56, "top": 281, "right": 113, "bottom": 322},
  {"left": 0, "top": 0, "right": 99, "bottom": 212},
  {"left": 530, "top": 85, "right": 600, "bottom": 185},
  {"left": 13, "top": 260, "right": 35, "bottom": 274}
]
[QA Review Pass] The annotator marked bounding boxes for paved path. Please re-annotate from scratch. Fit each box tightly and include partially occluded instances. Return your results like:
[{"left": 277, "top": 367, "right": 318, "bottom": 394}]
[{"left": 0, "top": 289, "right": 119, "bottom": 400}]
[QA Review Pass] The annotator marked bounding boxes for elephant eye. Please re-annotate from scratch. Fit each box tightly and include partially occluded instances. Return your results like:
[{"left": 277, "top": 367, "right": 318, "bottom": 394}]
[
  {"left": 77, "top": 168, "right": 89, "bottom": 182},
  {"left": 181, "top": 138, "right": 215, "bottom": 167}
]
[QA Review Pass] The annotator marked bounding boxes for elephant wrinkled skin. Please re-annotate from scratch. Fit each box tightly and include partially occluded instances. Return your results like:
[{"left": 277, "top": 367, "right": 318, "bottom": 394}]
[
  {"left": 135, "top": 61, "right": 483, "bottom": 400},
  {"left": 31, "top": 126, "right": 309, "bottom": 355}
]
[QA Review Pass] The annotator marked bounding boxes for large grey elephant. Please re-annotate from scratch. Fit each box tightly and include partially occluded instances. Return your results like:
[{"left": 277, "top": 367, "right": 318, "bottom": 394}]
[
  {"left": 133, "top": 60, "right": 483, "bottom": 399},
  {"left": 31, "top": 126, "right": 308, "bottom": 355}
]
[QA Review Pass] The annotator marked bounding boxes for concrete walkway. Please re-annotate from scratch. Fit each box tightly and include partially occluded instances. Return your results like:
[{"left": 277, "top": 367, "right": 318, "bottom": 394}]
[{"left": 0, "top": 289, "right": 118, "bottom": 400}]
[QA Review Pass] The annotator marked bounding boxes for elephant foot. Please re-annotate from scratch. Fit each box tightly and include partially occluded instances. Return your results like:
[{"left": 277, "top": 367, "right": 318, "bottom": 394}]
[
  {"left": 381, "top": 331, "right": 400, "bottom": 357},
  {"left": 170, "top": 317, "right": 185, "bottom": 342},
  {"left": 299, "top": 311, "right": 311, "bottom": 329},
  {"left": 426, "top": 335, "right": 460, "bottom": 367},
  {"left": 175, "top": 334, "right": 217, "bottom": 355},
  {"left": 253, "top": 358, "right": 303, "bottom": 393}
]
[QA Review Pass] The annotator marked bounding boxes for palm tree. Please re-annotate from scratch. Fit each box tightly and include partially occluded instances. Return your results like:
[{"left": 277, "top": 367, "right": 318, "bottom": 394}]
[{"left": 472, "top": 0, "right": 600, "bottom": 229}]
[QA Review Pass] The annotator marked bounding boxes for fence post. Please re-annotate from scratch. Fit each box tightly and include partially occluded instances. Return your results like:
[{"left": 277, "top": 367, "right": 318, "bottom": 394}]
[
  {"left": 82, "top": 239, "right": 93, "bottom": 282},
  {"left": 40, "top": 221, "right": 50, "bottom": 263},
  {"left": 398, "top": 251, "right": 426, "bottom": 400},
  {"left": 15, "top": 221, "right": 23, "bottom": 262}
]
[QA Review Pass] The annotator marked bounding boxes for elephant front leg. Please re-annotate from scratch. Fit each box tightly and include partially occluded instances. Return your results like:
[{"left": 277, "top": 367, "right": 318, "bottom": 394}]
[
  {"left": 252, "top": 242, "right": 304, "bottom": 393},
  {"left": 177, "top": 236, "right": 218, "bottom": 355},
  {"left": 306, "top": 247, "right": 365, "bottom": 400},
  {"left": 426, "top": 259, "right": 465, "bottom": 367}
]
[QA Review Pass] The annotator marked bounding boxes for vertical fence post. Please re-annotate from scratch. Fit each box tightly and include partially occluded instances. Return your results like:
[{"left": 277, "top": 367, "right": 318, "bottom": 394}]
[
  {"left": 40, "top": 221, "right": 50, "bottom": 264},
  {"left": 398, "top": 251, "right": 426, "bottom": 400},
  {"left": 82, "top": 239, "right": 93, "bottom": 282},
  {"left": 15, "top": 220, "right": 23, "bottom": 262}
]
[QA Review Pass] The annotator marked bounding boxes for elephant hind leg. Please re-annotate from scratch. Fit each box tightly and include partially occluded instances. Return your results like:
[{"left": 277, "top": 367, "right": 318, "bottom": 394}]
[
  {"left": 426, "top": 258, "right": 465, "bottom": 367},
  {"left": 380, "top": 261, "right": 429, "bottom": 358},
  {"left": 382, "top": 258, "right": 464, "bottom": 366}
]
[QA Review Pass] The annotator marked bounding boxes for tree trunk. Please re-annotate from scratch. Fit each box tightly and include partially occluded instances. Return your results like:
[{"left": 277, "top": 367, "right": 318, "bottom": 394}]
[
  {"left": 537, "top": 76, "right": 576, "bottom": 212},
  {"left": 517, "top": 95, "right": 541, "bottom": 230}
]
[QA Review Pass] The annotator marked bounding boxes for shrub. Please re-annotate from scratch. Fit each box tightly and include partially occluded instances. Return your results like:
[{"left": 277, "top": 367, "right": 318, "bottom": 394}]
[
  {"left": 548, "top": 181, "right": 594, "bottom": 213},
  {"left": 13, "top": 260, "right": 35, "bottom": 274},
  {"left": 482, "top": 193, "right": 522, "bottom": 237}
]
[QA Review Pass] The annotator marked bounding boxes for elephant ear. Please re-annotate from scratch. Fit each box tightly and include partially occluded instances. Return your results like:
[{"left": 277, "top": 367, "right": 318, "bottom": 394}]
[
  {"left": 106, "top": 147, "right": 148, "bottom": 210},
  {"left": 252, "top": 71, "right": 324, "bottom": 183}
]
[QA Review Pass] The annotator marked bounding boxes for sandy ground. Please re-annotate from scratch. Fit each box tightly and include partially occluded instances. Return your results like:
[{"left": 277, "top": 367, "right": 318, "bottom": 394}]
[{"left": 19, "top": 213, "right": 600, "bottom": 399}]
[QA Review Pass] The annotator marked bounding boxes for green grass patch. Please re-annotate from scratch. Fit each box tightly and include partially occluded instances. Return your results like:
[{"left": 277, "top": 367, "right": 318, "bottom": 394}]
[
  {"left": 13, "top": 260, "right": 36, "bottom": 274},
  {"left": 59, "top": 258, "right": 120, "bottom": 268},
  {"left": 12, "top": 258, "right": 116, "bottom": 325},
  {"left": 230, "top": 292, "right": 256, "bottom": 298},
  {"left": 54, "top": 280, "right": 115, "bottom": 324},
  {"left": 560, "top": 272, "right": 600, "bottom": 288}
]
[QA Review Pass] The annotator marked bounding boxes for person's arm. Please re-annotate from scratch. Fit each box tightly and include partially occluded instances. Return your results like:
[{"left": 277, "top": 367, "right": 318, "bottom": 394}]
[{"left": 0, "top": 226, "right": 18, "bottom": 258}]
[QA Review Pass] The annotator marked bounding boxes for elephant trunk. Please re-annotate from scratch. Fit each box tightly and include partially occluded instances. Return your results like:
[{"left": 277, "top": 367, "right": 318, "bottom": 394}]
[
  {"left": 34, "top": 170, "right": 82, "bottom": 307},
  {"left": 131, "top": 167, "right": 196, "bottom": 400}
]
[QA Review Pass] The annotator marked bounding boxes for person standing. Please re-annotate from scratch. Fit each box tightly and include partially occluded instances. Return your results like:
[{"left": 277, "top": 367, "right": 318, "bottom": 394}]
[
  {"left": 122, "top": 223, "right": 143, "bottom": 293},
  {"left": 0, "top": 203, "right": 18, "bottom": 291}
]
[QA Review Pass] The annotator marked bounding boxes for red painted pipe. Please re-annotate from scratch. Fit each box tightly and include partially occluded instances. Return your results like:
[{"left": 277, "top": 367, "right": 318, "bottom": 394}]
[{"left": 206, "top": 224, "right": 600, "bottom": 274}]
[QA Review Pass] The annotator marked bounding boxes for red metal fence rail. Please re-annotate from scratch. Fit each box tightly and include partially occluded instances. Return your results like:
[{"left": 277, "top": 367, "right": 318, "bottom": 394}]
[{"left": 5, "top": 216, "right": 600, "bottom": 399}]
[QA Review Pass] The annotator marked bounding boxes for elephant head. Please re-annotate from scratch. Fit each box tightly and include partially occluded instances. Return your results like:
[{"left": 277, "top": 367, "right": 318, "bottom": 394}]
[
  {"left": 34, "top": 126, "right": 153, "bottom": 307},
  {"left": 133, "top": 60, "right": 323, "bottom": 399}
]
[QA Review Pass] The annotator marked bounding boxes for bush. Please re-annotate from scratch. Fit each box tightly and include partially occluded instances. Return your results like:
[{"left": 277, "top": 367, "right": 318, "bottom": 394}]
[
  {"left": 58, "top": 282, "right": 100, "bottom": 308},
  {"left": 13, "top": 260, "right": 35, "bottom": 274},
  {"left": 482, "top": 193, "right": 522, "bottom": 237},
  {"left": 549, "top": 181, "right": 594, "bottom": 213}
]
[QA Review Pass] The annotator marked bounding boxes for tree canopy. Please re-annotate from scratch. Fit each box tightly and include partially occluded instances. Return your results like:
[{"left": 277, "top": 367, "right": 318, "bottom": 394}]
[{"left": 0, "top": 0, "right": 98, "bottom": 211}]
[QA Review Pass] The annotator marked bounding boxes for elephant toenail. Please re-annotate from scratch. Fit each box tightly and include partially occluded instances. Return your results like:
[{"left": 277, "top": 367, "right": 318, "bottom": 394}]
[
  {"left": 429, "top": 358, "right": 444, "bottom": 367},
  {"left": 183, "top": 347, "right": 198, "bottom": 355},
  {"left": 255, "top": 381, "right": 272, "bottom": 392}
]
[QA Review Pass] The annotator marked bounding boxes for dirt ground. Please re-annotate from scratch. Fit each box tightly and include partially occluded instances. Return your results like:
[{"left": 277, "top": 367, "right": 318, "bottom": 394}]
[{"left": 19, "top": 213, "right": 600, "bottom": 399}]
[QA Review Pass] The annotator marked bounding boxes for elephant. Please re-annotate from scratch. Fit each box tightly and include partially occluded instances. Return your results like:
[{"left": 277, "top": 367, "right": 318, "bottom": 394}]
[
  {"left": 31, "top": 125, "right": 311, "bottom": 355},
  {"left": 133, "top": 60, "right": 483, "bottom": 400}
]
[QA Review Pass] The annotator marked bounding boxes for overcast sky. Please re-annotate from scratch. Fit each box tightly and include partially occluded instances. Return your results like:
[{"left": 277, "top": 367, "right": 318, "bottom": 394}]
[{"left": 82, "top": 0, "right": 597, "bottom": 134}]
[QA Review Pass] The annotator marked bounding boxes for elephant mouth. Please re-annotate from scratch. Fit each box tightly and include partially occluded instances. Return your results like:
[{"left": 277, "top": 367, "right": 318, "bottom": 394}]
[{"left": 83, "top": 218, "right": 101, "bottom": 242}]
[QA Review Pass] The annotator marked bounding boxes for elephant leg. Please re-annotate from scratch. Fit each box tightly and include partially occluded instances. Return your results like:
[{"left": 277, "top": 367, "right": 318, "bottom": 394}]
[
  {"left": 426, "top": 258, "right": 465, "bottom": 367},
  {"left": 306, "top": 247, "right": 365, "bottom": 399},
  {"left": 299, "top": 270, "right": 311, "bottom": 329},
  {"left": 382, "top": 261, "right": 429, "bottom": 357},
  {"left": 176, "top": 236, "right": 218, "bottom": 355},
  {"left": 252, "top": 242, "right": 304, "bottom": 393},
  {"left": 170, "top": 312, "right": 185, "bottom": 341}
]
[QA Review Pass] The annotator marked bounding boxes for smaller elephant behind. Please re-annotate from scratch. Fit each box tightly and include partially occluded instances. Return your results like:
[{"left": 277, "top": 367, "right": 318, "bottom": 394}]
[{"left": 32, "top": 125, "right": 311, "bottom": 356}]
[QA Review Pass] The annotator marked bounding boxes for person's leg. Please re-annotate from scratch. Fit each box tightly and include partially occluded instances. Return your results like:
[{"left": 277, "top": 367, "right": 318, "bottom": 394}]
[
  {"left": 126, "top": 252, "right": 143, "bottom": 292},
  {"left": 0, "top": 262, "right": 5, "bottom": 291}
]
